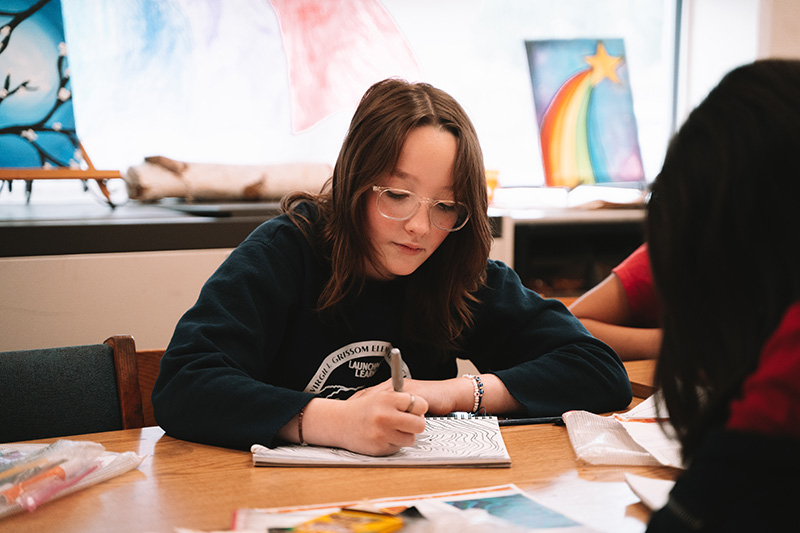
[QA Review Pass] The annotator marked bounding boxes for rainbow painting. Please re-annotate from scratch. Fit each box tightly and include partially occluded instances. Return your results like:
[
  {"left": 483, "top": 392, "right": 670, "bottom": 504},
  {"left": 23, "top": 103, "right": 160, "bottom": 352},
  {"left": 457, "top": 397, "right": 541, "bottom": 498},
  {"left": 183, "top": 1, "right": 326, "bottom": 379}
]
[{"left": 526, "top": 39, "right": 645, "bottom": 189}]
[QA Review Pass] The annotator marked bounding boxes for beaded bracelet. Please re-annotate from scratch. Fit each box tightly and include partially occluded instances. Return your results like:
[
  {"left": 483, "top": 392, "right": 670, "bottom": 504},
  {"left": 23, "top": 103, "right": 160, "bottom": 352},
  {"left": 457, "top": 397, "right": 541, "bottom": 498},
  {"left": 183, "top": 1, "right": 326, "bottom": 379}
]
[
  {"left": 462, "top": 374, "right": 484, "bottom": 414},
  {"left": 297, "top": 407, "right": 308, "bottom": 446}
]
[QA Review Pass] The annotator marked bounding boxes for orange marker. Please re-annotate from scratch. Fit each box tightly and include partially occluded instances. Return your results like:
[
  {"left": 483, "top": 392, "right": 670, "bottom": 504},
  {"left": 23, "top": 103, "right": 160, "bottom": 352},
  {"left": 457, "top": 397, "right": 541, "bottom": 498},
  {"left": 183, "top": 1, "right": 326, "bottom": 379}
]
[{"left": 1, "top": 463, "right": 68, "bottom": 503}]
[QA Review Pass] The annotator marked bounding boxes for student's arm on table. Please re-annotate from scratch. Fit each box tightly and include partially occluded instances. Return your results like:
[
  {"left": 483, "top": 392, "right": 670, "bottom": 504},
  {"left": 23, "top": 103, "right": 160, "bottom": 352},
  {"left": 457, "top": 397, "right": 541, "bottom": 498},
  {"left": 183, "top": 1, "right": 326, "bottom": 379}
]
[{"left": 569, "top": 273, "right": 661, "bottom": 361}]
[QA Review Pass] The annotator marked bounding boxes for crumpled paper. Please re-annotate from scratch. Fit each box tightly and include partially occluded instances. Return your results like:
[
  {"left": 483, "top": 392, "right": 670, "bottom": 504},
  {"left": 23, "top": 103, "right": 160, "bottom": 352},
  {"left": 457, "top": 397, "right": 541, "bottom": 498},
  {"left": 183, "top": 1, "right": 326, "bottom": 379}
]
[{"left": 562, "top": 393, "right": 684, "bottom": 469}]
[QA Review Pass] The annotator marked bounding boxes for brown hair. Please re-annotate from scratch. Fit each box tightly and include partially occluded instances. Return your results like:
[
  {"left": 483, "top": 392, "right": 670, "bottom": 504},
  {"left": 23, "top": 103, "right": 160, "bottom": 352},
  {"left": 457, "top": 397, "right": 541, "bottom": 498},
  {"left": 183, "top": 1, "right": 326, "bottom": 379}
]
[{"left": 282, "top": 78, "right": 492, "bottom": 356}]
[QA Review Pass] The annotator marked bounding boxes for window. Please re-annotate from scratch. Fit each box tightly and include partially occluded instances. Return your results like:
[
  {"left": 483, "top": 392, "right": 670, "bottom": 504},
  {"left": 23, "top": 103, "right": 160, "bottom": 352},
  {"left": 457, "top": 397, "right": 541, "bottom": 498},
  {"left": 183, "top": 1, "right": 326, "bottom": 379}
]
[{"left": 2, "top": 0, "right": 762, "bottom": 205}]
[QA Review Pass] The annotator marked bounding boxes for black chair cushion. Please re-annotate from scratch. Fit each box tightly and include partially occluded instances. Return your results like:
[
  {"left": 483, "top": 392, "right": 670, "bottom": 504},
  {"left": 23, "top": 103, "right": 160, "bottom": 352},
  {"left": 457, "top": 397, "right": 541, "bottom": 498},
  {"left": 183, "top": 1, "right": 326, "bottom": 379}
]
[{"left": 0, "top": 344, "right": 123, "bottom": 443}]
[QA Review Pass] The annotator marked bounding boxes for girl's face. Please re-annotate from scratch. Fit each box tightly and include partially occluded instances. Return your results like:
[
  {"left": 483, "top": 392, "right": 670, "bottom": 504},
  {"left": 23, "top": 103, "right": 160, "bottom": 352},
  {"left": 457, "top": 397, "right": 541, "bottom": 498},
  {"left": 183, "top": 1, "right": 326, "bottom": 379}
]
[{"left": 365, "top": 125, "right": 458, "bottom": 280}]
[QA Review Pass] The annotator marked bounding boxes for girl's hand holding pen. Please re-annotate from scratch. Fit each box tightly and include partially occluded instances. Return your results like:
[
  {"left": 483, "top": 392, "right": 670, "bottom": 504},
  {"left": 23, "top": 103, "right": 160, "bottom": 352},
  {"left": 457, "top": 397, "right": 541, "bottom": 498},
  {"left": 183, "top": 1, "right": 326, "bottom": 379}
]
[
  {"left": 279, "top": 386, "right": 429, "bottom": 457},
  {"left": 340, "top": 387, "right": 428, "bottom": 456}
]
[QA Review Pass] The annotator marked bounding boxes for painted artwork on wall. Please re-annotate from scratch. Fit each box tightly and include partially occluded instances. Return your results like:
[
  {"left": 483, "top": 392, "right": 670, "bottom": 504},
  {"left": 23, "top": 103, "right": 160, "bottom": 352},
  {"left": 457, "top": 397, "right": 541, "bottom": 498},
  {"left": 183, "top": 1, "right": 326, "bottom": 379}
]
[
  {"left": 526, "top": 39, "right": 645, "bottom": 189},
  {"left": 269, "top": 0, "right": 421, "bottom": 133},
  {"left": 56, "top": 0, "right": 423, "bottom": 169},
  {"left": 0, "top": 0, "right": 84, "bottom": 169}
]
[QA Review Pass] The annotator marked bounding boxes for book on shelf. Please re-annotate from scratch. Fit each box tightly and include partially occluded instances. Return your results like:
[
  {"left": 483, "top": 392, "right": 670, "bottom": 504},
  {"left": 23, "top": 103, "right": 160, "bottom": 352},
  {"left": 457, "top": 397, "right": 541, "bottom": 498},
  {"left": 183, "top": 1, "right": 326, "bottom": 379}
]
[{"left": 251, "top": 416, "right": 510, "bottom": 468}]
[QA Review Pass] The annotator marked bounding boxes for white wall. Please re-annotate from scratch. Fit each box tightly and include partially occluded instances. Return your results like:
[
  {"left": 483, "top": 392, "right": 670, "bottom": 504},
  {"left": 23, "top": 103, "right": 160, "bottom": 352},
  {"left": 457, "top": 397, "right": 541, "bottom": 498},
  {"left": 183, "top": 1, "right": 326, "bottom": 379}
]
[
  {"left": 0, "top": 249, "right": 231, "bottom": 351},
  {"left": 759, "top": 0, "right": 800, "bottom": 59},
  {"left": 0, "top": 220, "right": 515, "bottom": 352}
]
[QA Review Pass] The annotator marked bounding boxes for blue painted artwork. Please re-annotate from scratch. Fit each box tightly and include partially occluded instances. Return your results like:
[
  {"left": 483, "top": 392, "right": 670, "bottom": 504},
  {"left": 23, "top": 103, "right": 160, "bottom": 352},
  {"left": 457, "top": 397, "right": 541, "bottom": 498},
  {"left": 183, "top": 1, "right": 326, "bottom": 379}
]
[
  {"left": 0, "top": 0, "right": 83, "bottom": 169},
  {"left": 447, "top": 493, "right": 580, "bottom": 528}
]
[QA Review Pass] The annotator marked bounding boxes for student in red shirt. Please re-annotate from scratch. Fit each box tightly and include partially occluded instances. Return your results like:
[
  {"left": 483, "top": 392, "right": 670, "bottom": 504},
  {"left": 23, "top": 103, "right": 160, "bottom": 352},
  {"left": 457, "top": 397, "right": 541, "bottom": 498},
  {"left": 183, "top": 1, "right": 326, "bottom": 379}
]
[
  {"left": 645, "top": 59, "right": 800, "bottom": 532},
  {"left": 569, "top": 243, "right": 662, "bottom": 360}
]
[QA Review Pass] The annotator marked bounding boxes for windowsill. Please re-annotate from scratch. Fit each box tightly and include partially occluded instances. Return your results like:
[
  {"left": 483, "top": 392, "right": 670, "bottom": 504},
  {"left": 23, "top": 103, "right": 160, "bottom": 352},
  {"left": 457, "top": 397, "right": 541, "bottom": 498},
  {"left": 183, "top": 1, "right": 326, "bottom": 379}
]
[{"left": 0, "top": 200, "right": 282, "bottom": 257}]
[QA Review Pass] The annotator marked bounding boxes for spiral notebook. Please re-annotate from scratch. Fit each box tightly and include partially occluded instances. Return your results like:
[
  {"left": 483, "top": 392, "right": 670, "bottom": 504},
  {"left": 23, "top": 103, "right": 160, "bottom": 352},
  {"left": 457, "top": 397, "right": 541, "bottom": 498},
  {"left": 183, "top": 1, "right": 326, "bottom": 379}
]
[{"left": 251, "top": 416, "right": 510, "bottom": 468}]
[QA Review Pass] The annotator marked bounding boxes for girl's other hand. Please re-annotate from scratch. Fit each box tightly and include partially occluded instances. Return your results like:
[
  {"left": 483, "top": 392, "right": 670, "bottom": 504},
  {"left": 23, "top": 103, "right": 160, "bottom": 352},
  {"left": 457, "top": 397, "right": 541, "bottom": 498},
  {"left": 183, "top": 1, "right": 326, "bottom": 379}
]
[{"left": 365, "top": 377, "right": 464, "bottom": 415}]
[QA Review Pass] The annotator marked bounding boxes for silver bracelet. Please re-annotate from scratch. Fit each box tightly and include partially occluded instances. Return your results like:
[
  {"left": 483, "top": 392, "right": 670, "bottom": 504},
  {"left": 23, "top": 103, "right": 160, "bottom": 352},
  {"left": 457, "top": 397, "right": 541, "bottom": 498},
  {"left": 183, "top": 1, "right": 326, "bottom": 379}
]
[{"left": 462, "top": 374, "right": 484, "bottom": 414}]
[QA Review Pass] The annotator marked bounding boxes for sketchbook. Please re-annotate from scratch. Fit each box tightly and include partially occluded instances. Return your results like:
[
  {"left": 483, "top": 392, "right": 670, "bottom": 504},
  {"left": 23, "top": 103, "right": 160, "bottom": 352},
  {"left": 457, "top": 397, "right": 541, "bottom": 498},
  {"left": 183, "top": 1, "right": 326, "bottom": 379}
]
[{"left": 251, "top": 416, "right": 510, "bottom": 467}]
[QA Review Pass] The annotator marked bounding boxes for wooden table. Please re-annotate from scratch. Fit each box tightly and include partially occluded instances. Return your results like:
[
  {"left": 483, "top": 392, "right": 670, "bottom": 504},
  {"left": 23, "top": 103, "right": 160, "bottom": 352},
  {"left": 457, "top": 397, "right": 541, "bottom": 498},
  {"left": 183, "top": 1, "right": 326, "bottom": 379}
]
[
  {"left": 624, "top": 359, "right": 656, "bottom": 398},
  {"left": 3, "top": 415, "right": 679, "bottom": 533}
]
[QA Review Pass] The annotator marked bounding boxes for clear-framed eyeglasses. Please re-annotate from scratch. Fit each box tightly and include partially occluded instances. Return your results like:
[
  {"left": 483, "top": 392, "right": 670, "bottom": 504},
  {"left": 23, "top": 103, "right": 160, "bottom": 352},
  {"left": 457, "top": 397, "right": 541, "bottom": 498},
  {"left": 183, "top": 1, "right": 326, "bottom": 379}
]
[{"left": 372, "top": 185, "right": 470, "bottom": 232}]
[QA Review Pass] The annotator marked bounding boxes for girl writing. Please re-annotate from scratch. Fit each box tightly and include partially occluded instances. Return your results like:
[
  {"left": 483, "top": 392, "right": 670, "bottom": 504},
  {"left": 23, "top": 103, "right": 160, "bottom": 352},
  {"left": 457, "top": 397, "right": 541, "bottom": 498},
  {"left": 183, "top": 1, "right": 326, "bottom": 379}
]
[{"left": 153, "top": 78, "right": 631, "bottom": 454}]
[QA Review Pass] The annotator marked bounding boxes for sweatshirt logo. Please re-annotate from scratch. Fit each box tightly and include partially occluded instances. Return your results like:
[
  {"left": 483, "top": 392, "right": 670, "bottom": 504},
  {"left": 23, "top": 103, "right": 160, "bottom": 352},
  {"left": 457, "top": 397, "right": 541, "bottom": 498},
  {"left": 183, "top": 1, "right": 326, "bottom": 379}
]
[
  {"left": 349, "top": 360, "right": 382, "bottom": 378},
  {"left": 304, "top": 340, "right": 409, "bottom": 398}
]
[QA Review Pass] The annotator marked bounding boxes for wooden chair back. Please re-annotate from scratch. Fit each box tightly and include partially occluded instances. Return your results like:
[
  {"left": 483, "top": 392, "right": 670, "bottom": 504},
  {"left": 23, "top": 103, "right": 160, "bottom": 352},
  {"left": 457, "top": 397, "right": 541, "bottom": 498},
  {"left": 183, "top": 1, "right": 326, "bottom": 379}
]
[
  {"left": 0, "top": 335, "right": 144, "bottom": 443},
  {"left": 135, "top": 349, "right": 165, "bottom": 427}
]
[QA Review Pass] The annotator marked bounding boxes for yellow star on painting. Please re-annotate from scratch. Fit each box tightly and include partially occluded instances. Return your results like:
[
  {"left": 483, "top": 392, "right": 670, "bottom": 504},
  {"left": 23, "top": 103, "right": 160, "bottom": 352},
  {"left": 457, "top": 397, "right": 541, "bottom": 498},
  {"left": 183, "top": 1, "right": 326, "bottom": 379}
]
[{"left": 584, "top": 42, "right": 622, "bottom": 85}]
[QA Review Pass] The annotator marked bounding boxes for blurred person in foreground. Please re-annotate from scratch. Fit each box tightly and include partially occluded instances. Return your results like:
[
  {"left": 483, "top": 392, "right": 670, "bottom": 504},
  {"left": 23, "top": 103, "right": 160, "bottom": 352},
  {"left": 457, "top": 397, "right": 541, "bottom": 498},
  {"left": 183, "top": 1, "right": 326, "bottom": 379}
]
[{"left": 645, "top": 59, "right": 800, "bottom": 532}]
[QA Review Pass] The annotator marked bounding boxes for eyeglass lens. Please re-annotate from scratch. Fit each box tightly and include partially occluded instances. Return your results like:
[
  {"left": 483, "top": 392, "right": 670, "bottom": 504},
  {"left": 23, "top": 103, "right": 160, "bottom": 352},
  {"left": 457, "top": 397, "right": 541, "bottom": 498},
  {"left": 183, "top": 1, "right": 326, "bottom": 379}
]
[{"left": 377, "top": 188, "right": 468, "bottom": 231}]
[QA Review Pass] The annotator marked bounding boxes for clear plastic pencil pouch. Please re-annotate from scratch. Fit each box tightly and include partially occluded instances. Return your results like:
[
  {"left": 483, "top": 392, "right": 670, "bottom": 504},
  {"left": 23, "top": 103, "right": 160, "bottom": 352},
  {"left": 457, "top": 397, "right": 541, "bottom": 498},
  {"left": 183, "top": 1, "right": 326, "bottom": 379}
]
[{"left": 0, "top": 439, "right": 144, "bottom": 518}]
